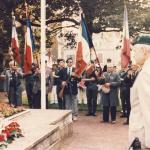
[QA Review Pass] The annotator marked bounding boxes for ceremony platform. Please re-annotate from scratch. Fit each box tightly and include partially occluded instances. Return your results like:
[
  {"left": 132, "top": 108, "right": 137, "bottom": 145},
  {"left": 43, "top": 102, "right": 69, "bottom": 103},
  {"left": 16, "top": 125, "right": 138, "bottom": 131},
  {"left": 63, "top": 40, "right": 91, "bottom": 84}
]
[{"left": 3, "top": 109, "right": 73, "bottom": 150}]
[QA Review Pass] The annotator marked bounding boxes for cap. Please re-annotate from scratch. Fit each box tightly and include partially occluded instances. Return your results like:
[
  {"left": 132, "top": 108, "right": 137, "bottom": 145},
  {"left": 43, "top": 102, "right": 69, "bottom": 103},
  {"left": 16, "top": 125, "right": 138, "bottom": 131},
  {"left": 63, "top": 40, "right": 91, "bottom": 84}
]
[{"left": 133, "top": 35, "right": 150, "bottom": 45}]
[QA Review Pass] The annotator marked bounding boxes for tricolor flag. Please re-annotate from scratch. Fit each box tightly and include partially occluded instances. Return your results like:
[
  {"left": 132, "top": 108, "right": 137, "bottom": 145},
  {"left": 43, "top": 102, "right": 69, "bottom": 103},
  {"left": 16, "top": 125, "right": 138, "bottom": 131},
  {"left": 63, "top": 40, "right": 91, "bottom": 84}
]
[
  {"left": 75, "top": 14, "right": 94, "bottom": 77},
  {"left": 24, "top": 18, "right": 35, "bottom": 73},
  {"left": 11, "top": 16, "right": 20, "bottom": 64},
  {"left": 121, "top": 5, "right": 130, "bottom": 68}
]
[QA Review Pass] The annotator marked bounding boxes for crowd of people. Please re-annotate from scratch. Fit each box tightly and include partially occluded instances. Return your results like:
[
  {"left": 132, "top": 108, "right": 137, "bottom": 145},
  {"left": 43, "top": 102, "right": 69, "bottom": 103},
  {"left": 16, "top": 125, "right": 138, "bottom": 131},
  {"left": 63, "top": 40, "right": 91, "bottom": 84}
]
[{"left": 0, "top": 56, "right": 140, "bottom": 123}]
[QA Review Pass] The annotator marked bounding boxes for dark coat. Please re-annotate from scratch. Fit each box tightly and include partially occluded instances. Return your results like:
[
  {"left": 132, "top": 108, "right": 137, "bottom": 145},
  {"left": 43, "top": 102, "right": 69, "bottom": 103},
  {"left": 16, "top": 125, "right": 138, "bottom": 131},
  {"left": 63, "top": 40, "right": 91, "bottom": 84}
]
[
  {"left": 60, "top": 67, "right": 79, "bottom": 95},
  {"left": 101, "top": 72, "right": 121, "bottom": 106}
]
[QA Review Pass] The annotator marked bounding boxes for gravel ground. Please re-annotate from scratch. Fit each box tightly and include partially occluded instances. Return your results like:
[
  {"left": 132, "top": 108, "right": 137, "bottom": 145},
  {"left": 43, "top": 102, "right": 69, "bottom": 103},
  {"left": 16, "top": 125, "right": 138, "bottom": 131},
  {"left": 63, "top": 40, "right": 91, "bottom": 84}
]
[{"left": 61, "top": 111, "right": 129, "bottom": 150}]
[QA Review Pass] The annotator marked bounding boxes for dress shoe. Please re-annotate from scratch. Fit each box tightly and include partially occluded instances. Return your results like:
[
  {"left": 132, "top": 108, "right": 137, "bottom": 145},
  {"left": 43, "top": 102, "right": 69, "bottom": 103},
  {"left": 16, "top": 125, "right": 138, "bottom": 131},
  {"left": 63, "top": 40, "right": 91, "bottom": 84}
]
[
  {"left": 100, "top": 120, "right": 109, "bottom": 123},
  {"left": 86, "top": 113, "right": 92, "bottom": 116},
  {"left": 120, "top": 114, "right": 127, "bottom": 118},
  {"left": 123, "top": 121, "right": 129, "bottom": 125},
  {"left": 111, "top": 120, "right": 116, "bottom": 124},
  {"left": 92, "top": 113, "right": 97, "bottom": 116}
]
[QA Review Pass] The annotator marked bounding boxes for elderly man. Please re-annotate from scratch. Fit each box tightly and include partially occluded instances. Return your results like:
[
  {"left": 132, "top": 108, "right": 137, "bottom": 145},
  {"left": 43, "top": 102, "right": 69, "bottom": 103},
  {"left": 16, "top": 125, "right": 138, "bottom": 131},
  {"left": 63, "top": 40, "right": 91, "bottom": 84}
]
[
  {"left": 129, "top": 36, "right": 150, "bottom": 149},
  {"left": 101, "top": 63, "right": 120, "bottom": 123},
  {"left": 1, "top": 60, "right": 23, "bottom": 107}
]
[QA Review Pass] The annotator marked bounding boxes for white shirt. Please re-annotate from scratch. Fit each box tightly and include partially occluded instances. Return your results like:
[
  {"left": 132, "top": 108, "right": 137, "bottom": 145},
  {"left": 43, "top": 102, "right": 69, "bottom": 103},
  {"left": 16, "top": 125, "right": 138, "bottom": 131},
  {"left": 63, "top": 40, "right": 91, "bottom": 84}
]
[{"left": 67, "top": 67, "right": 73, "bottom": 76}]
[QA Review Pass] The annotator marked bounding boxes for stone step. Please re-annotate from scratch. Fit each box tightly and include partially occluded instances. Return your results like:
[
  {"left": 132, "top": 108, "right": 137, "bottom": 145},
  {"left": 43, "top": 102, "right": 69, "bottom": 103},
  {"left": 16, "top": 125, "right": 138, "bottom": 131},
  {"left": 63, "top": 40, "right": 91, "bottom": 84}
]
[{"left": 3, "top": 109, "right": 73, "bottom": 150}]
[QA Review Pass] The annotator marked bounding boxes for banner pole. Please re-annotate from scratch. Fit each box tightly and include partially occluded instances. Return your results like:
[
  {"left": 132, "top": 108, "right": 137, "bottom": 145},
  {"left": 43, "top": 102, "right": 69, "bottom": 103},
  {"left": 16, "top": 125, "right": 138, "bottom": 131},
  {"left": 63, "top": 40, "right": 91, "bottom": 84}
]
[{"left": 41, "top": 0, "right": 46, "bottom": 109}]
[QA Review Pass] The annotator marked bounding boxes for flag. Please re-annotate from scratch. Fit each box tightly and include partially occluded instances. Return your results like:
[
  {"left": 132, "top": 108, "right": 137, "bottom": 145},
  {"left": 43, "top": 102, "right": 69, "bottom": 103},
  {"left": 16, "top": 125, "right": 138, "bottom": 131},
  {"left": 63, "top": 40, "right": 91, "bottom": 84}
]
[
  {"left": 121, "top": 5, "right": 130, "bottom": 68},
  {"left": 75, "top": 14, "right": 94, "bottom": 77},
  {"left": 24, "top": 18, "right": 35, "bottom": 73},
  {"left": 11, "top": 16, "right": 20, "bottom": 64}
]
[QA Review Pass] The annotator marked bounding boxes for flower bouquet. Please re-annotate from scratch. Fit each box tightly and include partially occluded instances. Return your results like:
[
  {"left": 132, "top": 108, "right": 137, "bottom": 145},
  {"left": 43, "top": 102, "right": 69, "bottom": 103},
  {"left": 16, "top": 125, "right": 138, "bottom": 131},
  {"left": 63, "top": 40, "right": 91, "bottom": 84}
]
[
  {"left": 0, "top": 121, "right": 23, "bottom": 148},
  {"left": 0, "top": 103, "right": 24, "bottom": 118},
  {"left": 0, "top": 134, "right": 7, "bottom": 149}
]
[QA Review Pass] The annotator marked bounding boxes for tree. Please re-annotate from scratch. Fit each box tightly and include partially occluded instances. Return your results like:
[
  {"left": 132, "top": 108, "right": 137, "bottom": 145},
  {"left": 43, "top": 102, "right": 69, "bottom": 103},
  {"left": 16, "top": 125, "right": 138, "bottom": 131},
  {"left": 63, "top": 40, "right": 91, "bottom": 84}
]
[
  {"left": 0, "top": 0, "right": 150, "bottom": 53},
  {"left": 80, "top": 0, "right": 150, "bottom": 35},
  {"left": 46, "top": 0, "right": 150, "bottom": 47}
]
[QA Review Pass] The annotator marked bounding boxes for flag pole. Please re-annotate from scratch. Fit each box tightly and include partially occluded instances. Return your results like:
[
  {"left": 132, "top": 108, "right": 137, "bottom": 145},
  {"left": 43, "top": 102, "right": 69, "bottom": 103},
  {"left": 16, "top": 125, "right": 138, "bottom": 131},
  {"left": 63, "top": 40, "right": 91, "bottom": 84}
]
[
  {"left": 11, "top": 11, "right": 17, "bottom": 66},
  {"left": 41, "top": 0, "right": 46, "bottom": 109}
]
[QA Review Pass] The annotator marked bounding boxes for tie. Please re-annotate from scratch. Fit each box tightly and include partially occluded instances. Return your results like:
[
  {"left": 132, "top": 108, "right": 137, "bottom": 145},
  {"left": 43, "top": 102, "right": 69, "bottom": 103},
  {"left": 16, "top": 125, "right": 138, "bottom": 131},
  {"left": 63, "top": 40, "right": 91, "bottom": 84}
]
[{"left": 68, "top": 67, "right": 71, "bottom": 76}]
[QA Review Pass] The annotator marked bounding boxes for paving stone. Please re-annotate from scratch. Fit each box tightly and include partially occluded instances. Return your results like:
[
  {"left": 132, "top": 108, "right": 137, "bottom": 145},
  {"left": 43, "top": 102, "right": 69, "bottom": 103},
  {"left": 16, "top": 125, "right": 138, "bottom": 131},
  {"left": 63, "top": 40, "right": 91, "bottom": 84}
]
[{"left": 61, "top": 112, "right": 128, "bottom": 150}]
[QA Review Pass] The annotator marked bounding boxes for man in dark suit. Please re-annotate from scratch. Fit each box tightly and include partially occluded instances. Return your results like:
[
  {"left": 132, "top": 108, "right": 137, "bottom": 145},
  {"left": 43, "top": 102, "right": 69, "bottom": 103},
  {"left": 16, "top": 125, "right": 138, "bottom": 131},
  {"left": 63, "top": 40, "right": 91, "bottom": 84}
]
[
  {"left": 101, "top": 63, "right": 121, "bottom": 123},
  {"left": 54, "top": 59, "right": 65, "bottom": 109},
  {"left": 123, "top": 64, "right": 139, "bottom": 125},
  {"left": 60, "top": 58, "right": 79, "bottom": 121},
  {"left": 82, "top": 60, "right": 98, "bottom": 116}
]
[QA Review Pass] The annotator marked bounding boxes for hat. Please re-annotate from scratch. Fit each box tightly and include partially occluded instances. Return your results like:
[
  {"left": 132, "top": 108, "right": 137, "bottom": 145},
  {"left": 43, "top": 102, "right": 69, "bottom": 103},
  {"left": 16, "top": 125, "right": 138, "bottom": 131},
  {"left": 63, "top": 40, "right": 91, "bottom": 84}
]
[{"left": 133, "top": 35, "right": 150, "bottom": 45}]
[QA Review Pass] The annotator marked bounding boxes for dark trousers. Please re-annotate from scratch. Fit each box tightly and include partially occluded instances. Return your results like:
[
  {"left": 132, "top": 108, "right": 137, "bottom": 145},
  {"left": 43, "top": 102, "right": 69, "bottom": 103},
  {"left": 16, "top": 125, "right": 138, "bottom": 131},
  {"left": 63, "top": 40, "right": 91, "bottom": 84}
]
[
  {"left": 126, "top": 98, "right": 131, "bottom": 122},
  {"left": 25, "top": 83, "right": 34, "bottom": 108},
  {"left": 103, "top": 106, "right": 116, "bottom": 122},
  {"left": 125, "top": 94, "right": 131, "bottom": 123},
  {"left": 86, "top": 85, "right": 98, "bottom": 115},
  {"left": 46, "top": 94, "right": 49, "bottom": 109},
  {"left": 8, "top": 85, "right": 22, "bottom": 107},
  {"left": 33, "top": 90, "right": 41, "bottom": 109},
  {"left": 120, "top": 88, "right": 127, "bottom": 116},
  {"left": 56, "top": 86, "right": 65, "bottom": 109},
  {"left": 57, "top": 97, "right": 65, "bottom": 109}
]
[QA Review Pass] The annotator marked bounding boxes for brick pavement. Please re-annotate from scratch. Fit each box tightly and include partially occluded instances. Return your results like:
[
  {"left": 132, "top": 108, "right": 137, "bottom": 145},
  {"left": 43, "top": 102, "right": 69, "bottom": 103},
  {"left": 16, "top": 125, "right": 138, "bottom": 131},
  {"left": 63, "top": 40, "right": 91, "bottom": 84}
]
[{"left": 61, "top": 111, "right": 129, "bottom": 150}]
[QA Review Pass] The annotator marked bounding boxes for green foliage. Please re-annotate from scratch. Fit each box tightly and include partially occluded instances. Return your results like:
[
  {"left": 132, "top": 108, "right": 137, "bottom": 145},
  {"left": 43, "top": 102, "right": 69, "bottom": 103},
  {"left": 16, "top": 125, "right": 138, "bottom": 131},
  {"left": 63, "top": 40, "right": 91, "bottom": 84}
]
[
  {"left": 0, "top": 0, "right": 150, "bottom": 53},
  {"left": 80, "top": 0, "right": 150, "bottom": 36}
]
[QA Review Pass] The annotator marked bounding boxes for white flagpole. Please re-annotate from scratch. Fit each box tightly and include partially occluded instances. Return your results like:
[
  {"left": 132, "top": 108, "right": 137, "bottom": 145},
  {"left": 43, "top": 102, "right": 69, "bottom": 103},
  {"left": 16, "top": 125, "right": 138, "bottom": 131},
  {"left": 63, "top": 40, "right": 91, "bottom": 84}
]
[{"left": 41, "top": 0, "right": 46, "bottom": 109}]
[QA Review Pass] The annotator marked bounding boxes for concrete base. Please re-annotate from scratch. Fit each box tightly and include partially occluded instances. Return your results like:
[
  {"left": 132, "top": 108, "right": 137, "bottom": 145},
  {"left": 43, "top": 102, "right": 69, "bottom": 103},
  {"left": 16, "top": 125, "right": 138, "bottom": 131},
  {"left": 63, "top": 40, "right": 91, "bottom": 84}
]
[{"left": 4, "top": 109, "right": 73, "bottom": 150}]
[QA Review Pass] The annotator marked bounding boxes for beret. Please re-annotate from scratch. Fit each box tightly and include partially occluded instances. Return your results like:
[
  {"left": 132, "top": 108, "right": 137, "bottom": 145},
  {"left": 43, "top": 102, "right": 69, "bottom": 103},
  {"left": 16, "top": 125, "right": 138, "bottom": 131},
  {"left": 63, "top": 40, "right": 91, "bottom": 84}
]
[{"left": 133, "top": 35, "right": 150, "bottom": 45}]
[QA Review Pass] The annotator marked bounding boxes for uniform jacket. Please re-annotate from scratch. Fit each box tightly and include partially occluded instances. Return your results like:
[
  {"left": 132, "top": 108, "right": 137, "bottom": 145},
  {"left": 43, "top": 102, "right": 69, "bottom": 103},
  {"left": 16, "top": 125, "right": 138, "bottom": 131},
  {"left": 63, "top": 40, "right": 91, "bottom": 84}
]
[
  {"left": 129, "top": 58, "right": 150, "bottom": 148},
  {"left": 101, "top": 72, "right": 121, "bottom": 106}
]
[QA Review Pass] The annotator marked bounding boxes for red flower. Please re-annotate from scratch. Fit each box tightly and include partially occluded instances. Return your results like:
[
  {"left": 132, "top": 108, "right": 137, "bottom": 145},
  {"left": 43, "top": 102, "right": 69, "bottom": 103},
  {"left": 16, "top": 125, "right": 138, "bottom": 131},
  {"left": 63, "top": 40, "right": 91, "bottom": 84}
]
[
  {"left": 0, "top": 135, "right": 5, "bottom": 142},
  {"left": 2, "top": 130, "right": 10, "bottom": 138}
]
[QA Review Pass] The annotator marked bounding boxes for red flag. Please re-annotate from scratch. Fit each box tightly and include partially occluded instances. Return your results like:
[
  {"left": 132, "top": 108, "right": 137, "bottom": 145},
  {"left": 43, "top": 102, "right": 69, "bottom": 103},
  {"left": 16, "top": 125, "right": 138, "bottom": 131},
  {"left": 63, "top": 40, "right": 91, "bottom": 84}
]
[
  {"left": 24, "top": 18, "right": 33, "bottom": 73},
  {"left": 11, "top": 16, "right": 20, "bottom": 64},
  {"left": 75, "top": 41, "right": 87, "bottom": 77},
  {"left": 121, "top": 5, "right": 130, "bottom": 68}
]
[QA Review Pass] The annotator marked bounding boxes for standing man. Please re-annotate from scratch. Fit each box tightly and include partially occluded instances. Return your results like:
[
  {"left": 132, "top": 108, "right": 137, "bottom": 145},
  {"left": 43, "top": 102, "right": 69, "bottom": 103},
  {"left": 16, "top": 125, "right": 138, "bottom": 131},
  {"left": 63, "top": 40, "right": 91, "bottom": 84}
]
[
  {"left": 2, "top": 60, "right": 23, "bottom": 107},
  {"left": 24, "top": 63, "right": 35, "bottom": 108},
  {"left": 101, "top": 63, "right": 120, "bottom": 123},
  {"left": 32, "top": 65, "right": 41, "bottom": 108},
  {"left": 119, "top": 67, "right": 128, "bottom": 118},
  {"left": 61, "top": 58, "right": 79, "bottom": 121},
  {"left": 54, "top": 59, "right": 65, "bottom": 109},
  {"left": 123, "top": 68, "right": 133, "bottom": 125},
  {"left": 129, "top": 37, "right": 150, "bottom": 149},
  {"left": 83, "top": 61, "right": 98, "bottom": 116}
]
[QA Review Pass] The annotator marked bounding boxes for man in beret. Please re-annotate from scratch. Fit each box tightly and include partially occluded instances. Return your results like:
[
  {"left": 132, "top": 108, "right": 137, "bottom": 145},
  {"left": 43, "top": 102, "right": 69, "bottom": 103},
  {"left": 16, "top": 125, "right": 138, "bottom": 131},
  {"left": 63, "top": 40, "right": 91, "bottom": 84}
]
[{"left": 129, "top": 36, "right": 150, "bottom": 149}]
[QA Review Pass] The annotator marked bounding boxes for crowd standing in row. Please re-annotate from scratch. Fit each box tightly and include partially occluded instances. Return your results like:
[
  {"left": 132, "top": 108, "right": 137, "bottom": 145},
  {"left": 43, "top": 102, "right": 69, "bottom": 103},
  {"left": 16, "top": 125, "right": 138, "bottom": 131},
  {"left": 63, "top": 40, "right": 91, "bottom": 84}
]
[{"left": 0, "top": 56, "right": 140, "bottom": 123}]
